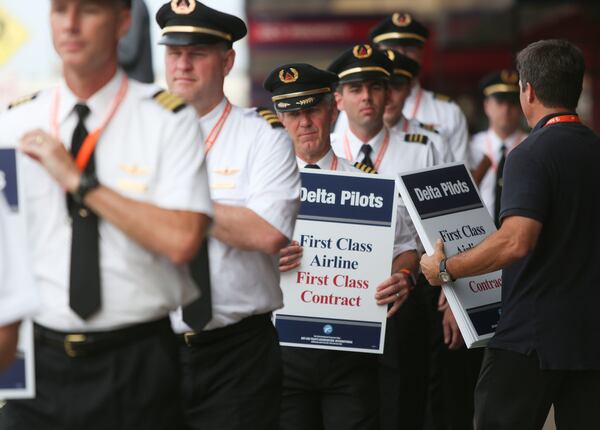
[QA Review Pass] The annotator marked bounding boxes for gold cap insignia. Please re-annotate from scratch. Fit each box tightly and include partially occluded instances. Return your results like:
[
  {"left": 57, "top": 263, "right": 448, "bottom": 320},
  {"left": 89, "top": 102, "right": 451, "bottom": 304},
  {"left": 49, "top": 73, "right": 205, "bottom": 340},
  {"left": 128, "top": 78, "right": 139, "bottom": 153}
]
[
  {"left": 277, "top": 101, "right": 291, "bottom": 108},
  {"left": 296, "top": 97, "right": 315, "bottom": 106},
  {"left": 500, "top": 70, "right": 519, "bottom": 84},
  {"left": 279, "top": 68, "right": 299, "bottom": 84},
  {"left": 385, "top": 49, "right": 395, "bottom": 61},
  {"left": 353, "top": 44, "right": 373, "bottom": 59},
  {"left": 392, "top": 13, "right": 412, "bottom": 27},
  {"left": 171, "top": 0, "right": 196, "bottom": 15}
]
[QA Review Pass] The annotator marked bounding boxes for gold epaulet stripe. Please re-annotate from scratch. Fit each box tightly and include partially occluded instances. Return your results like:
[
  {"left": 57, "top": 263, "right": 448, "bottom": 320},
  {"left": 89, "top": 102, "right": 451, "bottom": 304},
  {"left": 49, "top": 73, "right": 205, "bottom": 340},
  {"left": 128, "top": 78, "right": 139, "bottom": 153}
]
[
  {"left": 7, "top": 92, "right": 39, "bottom": 110},
  {"left": 153, "top": 90, "right": 186, "bottom": 113},
  {"left": 405, "top": 133, "right": 429, "bottom": 144},
  {"left": 433, "top": 92, "right": 452, "bottom": 102},
  {"left": 256, "top": 107, "right": 283, "bottom": 128},
  {"left": 353, "top": 162, "right": 378, "bottom": 174},
  {"left": 419, "top": 122, "right": 439, "bottom": 134}
]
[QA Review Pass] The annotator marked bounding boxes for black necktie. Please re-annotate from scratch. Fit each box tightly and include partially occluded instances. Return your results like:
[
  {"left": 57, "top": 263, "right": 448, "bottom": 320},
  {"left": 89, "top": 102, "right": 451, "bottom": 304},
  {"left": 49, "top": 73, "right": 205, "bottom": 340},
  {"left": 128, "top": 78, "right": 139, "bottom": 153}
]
[
  {"left": 69, "top": 103, "right": 102, "bottom": 319},
  {"left": 494, "top": 143, "right": 507, "bottom": 227},
  {"left": 182, "top": 240, "right": 212, "bottom": 331},
  {"left": 360, "top": 144, "right": 374, "bottom": 168},
  {"left": 304, "top": 164, "right": 320, "bottom": 169}
]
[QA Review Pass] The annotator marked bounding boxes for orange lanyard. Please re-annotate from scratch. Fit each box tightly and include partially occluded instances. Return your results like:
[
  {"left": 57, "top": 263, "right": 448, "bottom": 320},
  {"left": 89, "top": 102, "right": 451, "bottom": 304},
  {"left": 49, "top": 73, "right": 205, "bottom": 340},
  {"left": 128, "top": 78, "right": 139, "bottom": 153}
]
[
  {"left": 50, "top": 76, "right": 129, "bottom": 171},
  {"left": 408, "top": 87, "right": 423, "bottom": 120},
  {"left": 343, "top": 131, "right": 389, "bottom": 170},
  {"left": 484, "top": 131, "right": 524, "bottom": 173},
  {"left": 204, "top": 99, "right": 232, "bottom": 155},
  {"left": 400, "top": 117, "right": 409, "bottom": 133},
  {"left": 543, "top": 114, "right": 581, "bottom": 127},
  {"left": 330, "top": 153, "right": 338, "bottom": 171}
]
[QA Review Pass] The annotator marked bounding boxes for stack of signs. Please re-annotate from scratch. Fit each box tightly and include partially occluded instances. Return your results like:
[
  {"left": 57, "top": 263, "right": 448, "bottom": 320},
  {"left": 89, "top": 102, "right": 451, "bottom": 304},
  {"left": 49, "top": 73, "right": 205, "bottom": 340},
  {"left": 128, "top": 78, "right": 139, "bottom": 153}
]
[
  {"left": 397, "top": 162, "right": 501, "bottom": 348},
  {"left": 275, "top": 169, "right": 398, "bottom": 354},
  {"left": 0, "top": 148, "right": 36, "bottom": 399}
]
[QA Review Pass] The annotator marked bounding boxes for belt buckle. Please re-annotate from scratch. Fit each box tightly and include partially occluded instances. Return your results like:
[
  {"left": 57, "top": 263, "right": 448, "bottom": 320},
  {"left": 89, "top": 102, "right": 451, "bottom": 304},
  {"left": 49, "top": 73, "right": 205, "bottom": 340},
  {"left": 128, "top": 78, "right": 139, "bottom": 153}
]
[
  {"left": 183, "top": 332, "right": 196, "bottom": 347},
  {"left": 64, "top": 334, "right": 87, "bottom": 358}
]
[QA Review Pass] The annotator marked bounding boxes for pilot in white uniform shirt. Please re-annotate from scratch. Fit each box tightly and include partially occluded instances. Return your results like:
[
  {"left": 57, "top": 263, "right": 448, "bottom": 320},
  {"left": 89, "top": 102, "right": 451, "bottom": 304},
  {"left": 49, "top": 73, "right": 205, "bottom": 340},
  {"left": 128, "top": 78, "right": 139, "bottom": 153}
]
[
  {"left": 403, "top": 82, "right": 469, "bottom": 163},
  {"left": 171, "top": 97, "right": 301, "bottom": 333},
  {"left": 468, "top": 129, "right": 527, "bottom": 215},
  {"left": 331, "top": 127, "right": 434, "bottom": 178},
  {"left": 0, "top": 69, "right": 213, "bottom": 332}
]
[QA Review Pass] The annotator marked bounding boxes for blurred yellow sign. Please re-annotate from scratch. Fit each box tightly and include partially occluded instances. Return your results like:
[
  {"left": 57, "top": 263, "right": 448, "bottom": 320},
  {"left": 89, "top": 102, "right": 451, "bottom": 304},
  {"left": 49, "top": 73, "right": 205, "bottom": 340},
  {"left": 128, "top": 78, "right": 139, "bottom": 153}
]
[{"left": 0, "top": 7, "right": 29, "bottom": 65}]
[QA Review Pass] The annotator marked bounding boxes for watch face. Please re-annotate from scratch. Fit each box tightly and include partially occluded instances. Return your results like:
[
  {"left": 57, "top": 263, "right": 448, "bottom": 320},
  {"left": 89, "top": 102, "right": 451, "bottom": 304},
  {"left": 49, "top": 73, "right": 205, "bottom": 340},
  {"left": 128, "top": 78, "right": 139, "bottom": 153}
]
[{"left": 439, "top": 272, "right": 452, "bottom": 283}]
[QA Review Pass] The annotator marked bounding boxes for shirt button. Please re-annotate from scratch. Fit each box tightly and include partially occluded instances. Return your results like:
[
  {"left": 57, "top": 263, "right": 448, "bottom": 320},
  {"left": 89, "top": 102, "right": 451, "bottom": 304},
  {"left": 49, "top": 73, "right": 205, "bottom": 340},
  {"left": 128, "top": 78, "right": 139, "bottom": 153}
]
[{"left": 79, "top": 208, "right": 89, "bottom": 218}]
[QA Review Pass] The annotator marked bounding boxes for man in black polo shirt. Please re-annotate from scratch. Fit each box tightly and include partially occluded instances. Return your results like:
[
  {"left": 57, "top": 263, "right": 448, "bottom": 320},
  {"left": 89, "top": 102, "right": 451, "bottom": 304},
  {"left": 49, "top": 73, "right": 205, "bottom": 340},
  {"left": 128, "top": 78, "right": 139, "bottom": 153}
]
[{"left": 421, "top": 39, "right": 600, "bottom": 429}]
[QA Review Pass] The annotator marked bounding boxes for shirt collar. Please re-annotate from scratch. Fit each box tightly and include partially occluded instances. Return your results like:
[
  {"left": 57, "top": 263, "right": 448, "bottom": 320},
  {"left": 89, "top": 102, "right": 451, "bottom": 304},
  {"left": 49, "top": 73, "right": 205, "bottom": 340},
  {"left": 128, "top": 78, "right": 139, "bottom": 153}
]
[
  {"left": 532, "top": 111, "right": 576, "bottom": 132},
  {"left": 488, "top": 128, "right": 525, "bottom": 147},
  {"left": 199, "top": 97, "right": 227, "bottom": 130},
  {"left": 57, "top": 69, "right": 125, "bottom": 128},
  {"left": 346, "top": 127, "right": 387, "bottom": 159},
  {"left": 296, "top": 148, "right": 335, "bottom": 169}
]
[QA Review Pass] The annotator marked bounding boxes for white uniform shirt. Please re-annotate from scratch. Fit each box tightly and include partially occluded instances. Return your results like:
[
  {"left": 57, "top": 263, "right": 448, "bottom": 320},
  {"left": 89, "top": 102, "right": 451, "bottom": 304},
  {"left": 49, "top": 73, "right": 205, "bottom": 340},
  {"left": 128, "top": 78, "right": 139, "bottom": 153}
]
[
  {"left": 390, "top": 116, "right": 453, "bottom": 164},
  {"left": 0, "top": 197, "right": 39, "bottom": 326},
  {"left": 403, "top": 82, "right": 469, "bottom": 163},
  {"left": 468, "top": 129, "right": 527, "bottom": 215},
  {"left": 0, "top": 70, "right": 213, "bottom": 331},
  {"left": 331, "top": 127, "right": 434, "bottom": 176},
  {"left": 295, "top": 148, "right": 416, "bottom": 257},
  {"left": 171, "top": 99, "right": 301, "bottom": 333}
]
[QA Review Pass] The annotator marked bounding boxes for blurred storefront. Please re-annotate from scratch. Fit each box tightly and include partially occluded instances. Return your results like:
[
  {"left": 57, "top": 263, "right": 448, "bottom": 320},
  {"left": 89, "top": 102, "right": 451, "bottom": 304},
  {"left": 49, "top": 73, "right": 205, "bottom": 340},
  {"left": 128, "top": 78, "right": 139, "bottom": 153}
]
[{"left": 247, "top": 0, "right": 600, "bottom": 132}]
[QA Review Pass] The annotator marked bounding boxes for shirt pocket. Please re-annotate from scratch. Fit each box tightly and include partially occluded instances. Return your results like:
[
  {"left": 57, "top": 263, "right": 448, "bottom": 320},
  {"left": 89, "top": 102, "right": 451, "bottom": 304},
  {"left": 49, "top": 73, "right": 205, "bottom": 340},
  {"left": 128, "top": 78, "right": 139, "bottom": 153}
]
[{"left": 209, "top": 167, "right": 248, "bottom": 204}]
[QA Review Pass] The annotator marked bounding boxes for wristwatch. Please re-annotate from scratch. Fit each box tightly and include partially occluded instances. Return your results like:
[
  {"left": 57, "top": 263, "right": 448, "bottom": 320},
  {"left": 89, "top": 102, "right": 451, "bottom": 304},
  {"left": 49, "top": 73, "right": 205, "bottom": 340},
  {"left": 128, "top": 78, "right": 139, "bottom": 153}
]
[
  {"left": 72, "top": 171, "right": 100, "bottom": 205},
  {"left": 438, "top": 258, "right": 455, "bottom": 283}
]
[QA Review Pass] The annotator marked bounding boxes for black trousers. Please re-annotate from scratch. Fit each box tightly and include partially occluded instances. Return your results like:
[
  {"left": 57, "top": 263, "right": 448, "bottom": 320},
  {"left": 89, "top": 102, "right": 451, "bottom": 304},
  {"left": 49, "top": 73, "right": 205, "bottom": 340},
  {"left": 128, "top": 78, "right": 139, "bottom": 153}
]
[
  {"left": 180, "top": 314, "right": 282, "bottom": 430},
  {"left": 280, "top": 347, "right": 379, "bottom": 430},
  {"left": 424, "top": 284, "right": 483, "bottom": 430},
  {"left": 0, "top": 318, "right": 182, "bottom": 430},
  {"left": 379, "top": 291, "right": 430, "bottom": 430},
  {"left": 475, "top": 348, "right": 600, "bottom": 430}
]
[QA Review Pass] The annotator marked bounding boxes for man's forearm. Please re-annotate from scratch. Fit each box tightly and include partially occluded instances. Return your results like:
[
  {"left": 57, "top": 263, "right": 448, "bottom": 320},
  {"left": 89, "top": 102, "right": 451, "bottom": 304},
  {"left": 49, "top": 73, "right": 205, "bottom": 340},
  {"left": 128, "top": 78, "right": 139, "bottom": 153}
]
[
  {"left": 446, "top": 219, "right": 537, "bottom": 279},
  {"left": 211, "top": 203, "right": 288, "bottom": 254},
  {"left": 84, "top": 187, "right": 210, "bottom": 265},
  {"left": 392, "top": 250, "right": 419, "bottom": 276}
]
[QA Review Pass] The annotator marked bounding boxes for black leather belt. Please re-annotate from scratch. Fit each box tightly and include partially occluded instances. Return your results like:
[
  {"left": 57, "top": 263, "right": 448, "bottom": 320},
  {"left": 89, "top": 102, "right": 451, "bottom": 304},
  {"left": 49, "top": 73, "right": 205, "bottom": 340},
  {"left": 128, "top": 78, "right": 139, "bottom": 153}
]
[
  {"left": 179, "top": 313, "right": 272, "bottom": 347},
  {"left": 34, "top": 317, "right": 172, "bottom": 358}
]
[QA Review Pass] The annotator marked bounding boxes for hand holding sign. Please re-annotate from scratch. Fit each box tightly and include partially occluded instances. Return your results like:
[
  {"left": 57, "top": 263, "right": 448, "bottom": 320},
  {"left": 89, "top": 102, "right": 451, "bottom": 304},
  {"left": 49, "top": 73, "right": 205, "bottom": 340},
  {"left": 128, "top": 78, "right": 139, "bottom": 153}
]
[
  {"left": 279, "top": 240, "right": 303, "bottom": 272},
  {"left": 420, "top": 239, "right": 446, "bottom": 286}
]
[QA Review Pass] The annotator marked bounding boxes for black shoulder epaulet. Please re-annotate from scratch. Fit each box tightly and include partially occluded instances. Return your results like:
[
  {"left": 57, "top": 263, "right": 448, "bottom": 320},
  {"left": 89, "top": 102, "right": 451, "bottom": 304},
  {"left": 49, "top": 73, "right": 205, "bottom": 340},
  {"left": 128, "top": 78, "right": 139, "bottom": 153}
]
[
  {"left": 418, "top": 122, "right": 439, "bottom": 134},
  {"left": 256, "top": 107, "right": 283, "bottom": 128},
  {"left": 405, "top": 133, "right": 429, "bottom": 144},
  {"left": 353, "top": 162, "right": 378, "bottom": 174},
  {"left": 7, "top": 92, "right": 39, "bottom": 110},
  {"left": 433, "top": 92, "right": 452, "bottom": 102},
  {"left": 152, "top": 90, "right": 186, "bottom": 113}
]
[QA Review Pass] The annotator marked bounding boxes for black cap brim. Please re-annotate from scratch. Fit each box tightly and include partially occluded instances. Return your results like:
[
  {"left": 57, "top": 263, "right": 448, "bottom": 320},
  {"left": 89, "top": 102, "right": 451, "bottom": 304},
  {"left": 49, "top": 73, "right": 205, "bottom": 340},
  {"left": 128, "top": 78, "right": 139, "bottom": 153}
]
[
  {"left": 338, "top": 72, "right": 389, "bottom": 85},
  {"left": 158, "top": 32, "right": 229, "bottom": 46}
]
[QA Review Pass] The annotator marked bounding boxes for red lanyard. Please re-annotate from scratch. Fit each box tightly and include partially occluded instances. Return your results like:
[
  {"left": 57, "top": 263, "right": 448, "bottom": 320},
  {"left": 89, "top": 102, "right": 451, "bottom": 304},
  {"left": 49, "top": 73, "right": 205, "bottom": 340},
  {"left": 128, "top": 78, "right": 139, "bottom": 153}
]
[
  {"left": 204, "top": 99, "right": 232, "bottom": 155},
  {"left": 343, "top": 131, "right": 389, "bottom": 170},
  {"left": 543, "top": 114, "right": 581, "bottom": 127},
  {"left": 50, "top": 76, "right": 129, "bottom": 171}
]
